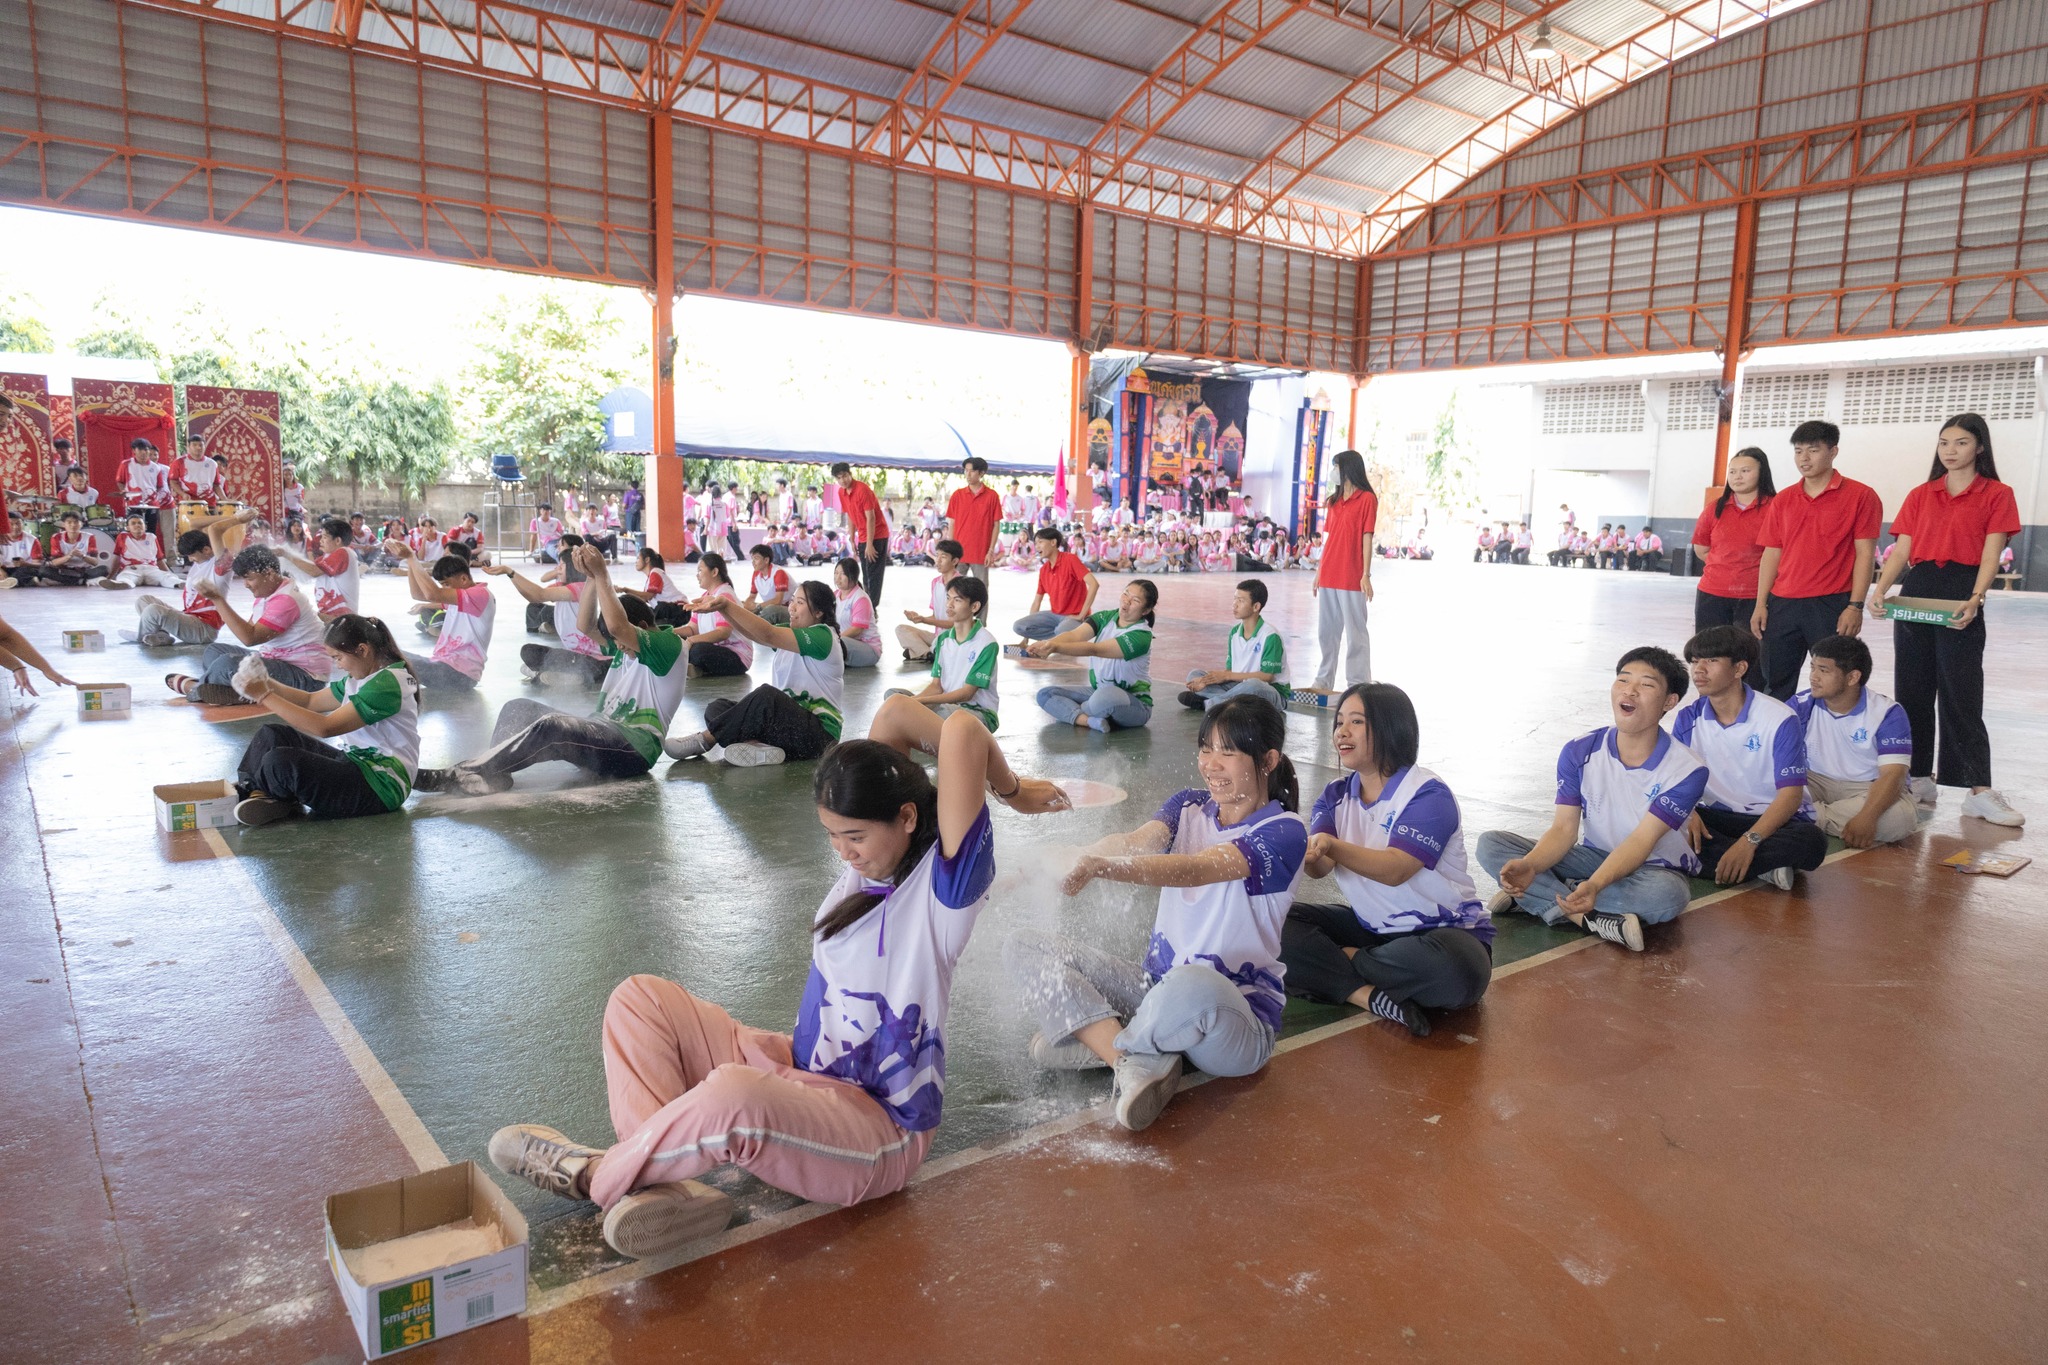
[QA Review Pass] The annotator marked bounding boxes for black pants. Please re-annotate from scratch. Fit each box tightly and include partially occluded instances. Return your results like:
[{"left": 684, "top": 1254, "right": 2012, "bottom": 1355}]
[
  {"left": 689, "top": 642, "right": 749, "bottom": 677},
  {"left": 464, "top": 698, "right": 651, "bottom": 780},
  {"left": 45, "top": 562, "right": 106, "bottom": 585},
  {"left": 651, "top": 601, "right": 689, "bottom": 628},
  {"left": 705, "top": 686, "right": 834, "bottom": 760},
  {"left": 1894, "top": 560, "right": 1991, "bottom": 787},
  {"left": 1760, "top": 591, "right": 1850, "bottom": 700},
  {"left": 237, "top": 724, "right": 393, "bottom": 819},
  {"left": 525, "top": 601, "right": 554, "bottom": 634},
  {"left": 405, "top": 654, "right": 481, "bottom": 692},
  {"left": 520, "top": 642, "right": 609, "bottom": 686},
  {"left": 1693, "top": 805, "right": 1827, "bottom": 877},
  {"left": 1694, "top": 589, "right": 1756, "bottom": 635},
  {"left": 859, "top": 538, "right": 890, "bottom": 604},
  {"left": 1280, "top": 904, "right": 1492, "bottom": 1010}
]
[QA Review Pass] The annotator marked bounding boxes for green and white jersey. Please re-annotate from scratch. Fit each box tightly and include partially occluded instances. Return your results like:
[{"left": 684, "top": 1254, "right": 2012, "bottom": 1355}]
[
  {"left": 933, "top": 622, "right": 999, "bottom": 730},
  {"left": 594, "top": 626, "right": 686, "bottom": 763},
  {"left": 1085, "top": 608, "right": 1154, "bottom": 705},
  {"left": 1227, "top": 616, "right": 1290, "bottom": 699},
  {"left": 328, "top": 665, "right": 422, "bottom": 810},
  {"left": 770, "top": 623, "right": 847, "bottom": 739}
]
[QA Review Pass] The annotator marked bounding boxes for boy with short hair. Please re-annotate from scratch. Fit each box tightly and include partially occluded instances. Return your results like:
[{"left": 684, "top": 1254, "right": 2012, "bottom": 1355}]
[
  {"left": 395, "top": 547, "right": 497, "bottom": 692},
  {"left": 101, "top": 512, "right": 178, "bottom": 589},
  {"left": 1752, "top": 420, "right": 1883, "bottom": 699},
  {"left": 1672, "top": 624, "right": 1829, "bottom": 889},
  {"left": 896, "top": 538, "right": 963, "bottom": 662},
  {"left": 2, "top": 504, "right": 47, "bottom": 588},
  {"left": 45, "top": 511, "right": 111, "bottom": 585},
  {"left": 60, "top": 465, "right": 100, "bottom": 511},
  {"left": 1013, "top": 527, "right": 1098, "bottom": 641},
  {"left": 1792, "top": 633, "right": 1917, "bottom": 848},
  {"left": 123, "top": 512, "right": 251, "bottom": 646},
  {"left": 165, "top": 544, "right": 330, "bottom": 705},
  {"left": 1179, "top": 579, "right": 1287, "bottom": 711},
  {"left": 744, "top": 543, "right": 792, "bottom": 624},
  {"left": 1476, "top": 646, "right": 1709, "bottom": 952},
  {"left": 527, "top": 503, "right": 566, "bottom": 562}
]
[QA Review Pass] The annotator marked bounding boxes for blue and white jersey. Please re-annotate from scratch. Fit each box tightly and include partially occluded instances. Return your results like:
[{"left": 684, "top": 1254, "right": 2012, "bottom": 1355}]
[
  {"left": 1791, "top": 687, "right": 1913, "bottom": 782},
  {"left": 1555, "top": 727, "right": 1709, "bottom": 874},
  {"left": 1143, "top": 790, "right": 1307, "bottom": 1032},
  {"left": 1309, "top": 766, "right": 1492, "bottom": 945},
  {"left": 791, "top": 805, "right": 996, "bottom": 1132},
  {"left": 1671, "top": 686, "right": 1812, "bottom": 819}
]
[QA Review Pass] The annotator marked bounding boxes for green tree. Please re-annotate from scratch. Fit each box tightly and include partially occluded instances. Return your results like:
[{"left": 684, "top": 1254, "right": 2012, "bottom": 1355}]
[
  {"left": 305, "top": 377, "right": 456, "bottom": 512},
  {"left": 0, "top": 289, "right": 54, "bottom": 353},
  {"left": 75, "top": 326, "right": 163, "bottom": 363},
  {"left": 462, "top": 291, "right": 628, "bottom": 501},
  {"left": 1424, "top": 392, "right": 1477, "bottom": 514}
]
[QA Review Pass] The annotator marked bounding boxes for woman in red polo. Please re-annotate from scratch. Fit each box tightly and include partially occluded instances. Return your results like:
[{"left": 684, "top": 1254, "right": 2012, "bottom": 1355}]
[
  {"left": 1690, "top": 446, "right": 1776, "bottom": 633},
  {"left": 1311, "top": 449, "right": 1377, "bottom": 692},
  {"left": 1867, "top": 413, "right": 2024, "bottom": 826}
]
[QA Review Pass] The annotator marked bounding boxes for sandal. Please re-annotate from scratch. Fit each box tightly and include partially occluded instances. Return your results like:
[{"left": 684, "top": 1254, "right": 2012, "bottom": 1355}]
[{"left": 165, "top": 673, "right": 196, "bottom": 697}]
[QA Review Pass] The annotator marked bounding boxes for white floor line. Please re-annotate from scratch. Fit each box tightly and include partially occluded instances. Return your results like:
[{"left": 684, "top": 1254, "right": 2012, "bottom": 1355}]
[{"left": 201, "top": 827, "right": 447, "bottom": 1171}]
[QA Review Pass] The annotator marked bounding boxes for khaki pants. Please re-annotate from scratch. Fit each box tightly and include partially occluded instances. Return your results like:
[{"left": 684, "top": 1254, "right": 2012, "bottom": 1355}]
[{"left": 1808, "top": 770, "right": 1917, "bottom": 845}]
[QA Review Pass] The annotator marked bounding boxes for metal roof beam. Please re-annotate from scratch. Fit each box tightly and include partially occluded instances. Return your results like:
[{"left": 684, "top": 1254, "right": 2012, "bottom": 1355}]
[{"left": 860, "top": 0, "right": 1043, "bottom": 159}]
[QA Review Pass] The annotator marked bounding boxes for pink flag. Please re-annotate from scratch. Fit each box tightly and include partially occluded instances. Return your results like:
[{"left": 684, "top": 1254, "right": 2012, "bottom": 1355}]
[{"left": 1054, "top": 451, "right": 1070, "bottom": 513}]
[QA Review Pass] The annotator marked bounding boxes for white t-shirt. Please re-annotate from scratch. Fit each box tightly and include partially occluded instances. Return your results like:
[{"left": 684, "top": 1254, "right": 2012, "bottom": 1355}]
[
  {"left": 792, "top": 804, "right": 995, "bottom": 1132},
  {"left": 1792, "top": 687, "right": 1914, "bottom": 784},
  {"left": 1143, "top": 791, "right": 1307, "bottom": 1032},
  {"left": 1225, "top": 617, "right": 1287, "bottom": 694},
  {"left": 330, "top": 665, "right": 420, "bottom": 808},
  {"left": 431, "top": 584, "right": 496, "bottom": 680},
  {"left": 180, "top": 554, "right": 230, "bottom": 623},
  {"left": 690, "top": 585, "right": 753, "bottom": 668},
  {"left": 932, "top": 623, "right": 999, "bottom": 729},
  {"left": 529, "top": 516, "right": 564, "bottom": 550},
  {"left": 643, "top": 567, "right": 688, "bottom": 604},
  {"left": 553, "top": 581, "right": 603, "bottom": 658},
  {"left": 1309, "top": 766, "right": 1492, "bottom": 942},
  {"left": 768, "top": 623, "right": 846, "bottom": 739},
  {"left": 251, "top": 582, "right": 331, "bottom": 678},
  {"left": 1672, "top": 686, "right": 1812, "bottom": 819},
  {"left": 1554, "top": 727, "right": 1708, "bottom": 873}
]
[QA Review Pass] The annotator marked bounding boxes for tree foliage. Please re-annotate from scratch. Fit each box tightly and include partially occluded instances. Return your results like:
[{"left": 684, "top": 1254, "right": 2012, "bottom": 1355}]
[
  {"left": 1424, "top": 392, "right": 1478, "bottom": 513},
  {"left": 0, "top": 289, "right": 54, "bottom": 353},
  {"left": 462, "top": 291, "right": 629, "bottom": 497}
]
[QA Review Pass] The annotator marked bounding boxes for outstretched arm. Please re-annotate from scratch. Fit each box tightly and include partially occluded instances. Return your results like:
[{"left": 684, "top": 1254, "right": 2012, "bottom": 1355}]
[
  {"left": 479, "top": 563, "right": 570, "bottom": 604},
  {"left": 717, "top": 597, "right": 800, "bottom": 655},
  {"left": 241, "top": 673, "right": 362, "bottom": 738},
  {"left": 575, "top": 545, "right": 638, "bottom": 655},
  {"left": 0, "top": 619, "right": 74, "bottom": 690},
  {"left": 1062, "top": 821, "right": 1244, "bottom": 894}
]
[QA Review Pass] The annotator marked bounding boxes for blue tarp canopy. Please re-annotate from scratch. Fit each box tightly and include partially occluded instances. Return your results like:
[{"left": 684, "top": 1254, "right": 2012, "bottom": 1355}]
[{"left": 599, "top": 386, "right": 1055, "bottom": 475}]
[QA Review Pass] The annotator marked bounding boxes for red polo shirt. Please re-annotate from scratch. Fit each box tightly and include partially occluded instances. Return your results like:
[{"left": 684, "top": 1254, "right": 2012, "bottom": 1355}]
[
  {"left": 1758, "top": 471, "right": 1883, "bottom": 599},
  {"left": 945, "top": 484, "right": 1002, "bottom": 564},
  {"left": 840, "top": 479, "right": 888, "bottom": 543},
  {"left": 1036, "top": 550, "right": 1091, "bottom": 616},
  {"left": 1690, "top": 494, "right": 1772, "bottom": 599},
  {"left": 1316, "top": 489, "right": 1378, "bottom": 590},
  {"left": 1888, "top": 476, "right": 2020, "bottom": 567}
]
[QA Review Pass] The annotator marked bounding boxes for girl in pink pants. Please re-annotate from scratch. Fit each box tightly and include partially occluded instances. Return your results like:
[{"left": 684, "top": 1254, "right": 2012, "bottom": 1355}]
[{"left": 489, "top": 708, "right": 1068, "bottom": 1260}]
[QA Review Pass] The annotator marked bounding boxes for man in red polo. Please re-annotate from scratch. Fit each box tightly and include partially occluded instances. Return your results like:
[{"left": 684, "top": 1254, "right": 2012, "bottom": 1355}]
[
  {"left": 1751, "top": 420, "right": 1883, "bottom": 700},
  {"left": 945, "top": 455, "right": 1002, "bottom": 585},
  {"left": 832, "top": 461, "right": 890, "bottom": 605},
  {"left": 1012, "top": 526, "right": 1098, "bottom": 642}
]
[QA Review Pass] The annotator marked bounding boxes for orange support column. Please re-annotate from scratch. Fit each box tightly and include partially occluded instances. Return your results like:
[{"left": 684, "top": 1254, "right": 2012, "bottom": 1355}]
[
  {"left": 645, "top": 111, "right": 686, "bottom": 558},
  {"left": 1710, "top": 199, "right": 1759, "bottom": 495},
  {"left": 1071, "top": 202, "right": 1095, "bottom": 513}
]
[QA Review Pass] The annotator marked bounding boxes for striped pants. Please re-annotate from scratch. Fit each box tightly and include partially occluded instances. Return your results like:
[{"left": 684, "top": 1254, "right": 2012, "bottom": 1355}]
[{"left": 587, "top": 975, "right": 931, "bottom": 1211}]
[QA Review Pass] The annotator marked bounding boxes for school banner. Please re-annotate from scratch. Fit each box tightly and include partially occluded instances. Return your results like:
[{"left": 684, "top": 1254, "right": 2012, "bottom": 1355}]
[
  {"left": 73, "top": 379, "right": 177, "bottom": 515},
  {"left": 1, "top": 372, "right": 59, "bottom": 499},
  {"left": 185, "top": 386, "right": 284, "bottom": 526},
  {"left": 1290, "top": 402, "right": 1331, "bottom": 540},
  {"left": 1136, "top": 371, "right": 1252, "bottom": 489}
]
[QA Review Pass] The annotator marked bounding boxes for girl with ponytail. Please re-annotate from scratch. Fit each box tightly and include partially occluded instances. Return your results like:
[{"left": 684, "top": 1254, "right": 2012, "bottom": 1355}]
[
  {"left": 1004, "top": 695, "right": 1307, "bottom": 1133},
  {"left": 488, "top": 708, "right": 1037, "bottom": 1261},
  {"left": 228, "top": 612, "right": 422, "bottom": 826},
  {"left": 1280, "top": 682, "right": 1493, "bottom": 1039}
]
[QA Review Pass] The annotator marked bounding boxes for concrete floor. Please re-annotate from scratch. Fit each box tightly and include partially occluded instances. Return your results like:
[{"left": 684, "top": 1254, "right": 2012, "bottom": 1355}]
[{"left": 4, "top": 556, "right": 2042, "bottom": 1363}]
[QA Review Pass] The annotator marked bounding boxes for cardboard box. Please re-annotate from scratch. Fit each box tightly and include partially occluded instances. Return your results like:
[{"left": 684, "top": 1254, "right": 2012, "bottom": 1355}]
[
  {"left": 62, "top": 629, "right": 105, "bottom": 652},
  {"left": 76, "top": 683, "right": 132, "bottom": 716},
  {"left": 153, "top": 779, "right": 240, "bottom": 832},
  {"left": 1884, "top": 595, "right": 1967, "bottom": 626},
  {"left": 325, "top": 1163, "right": 528, "bottom": 1359}
]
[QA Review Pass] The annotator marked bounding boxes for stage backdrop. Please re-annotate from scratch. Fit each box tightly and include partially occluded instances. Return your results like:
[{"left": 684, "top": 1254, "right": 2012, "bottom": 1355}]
[
  {"left": 185, "top": 387, "right": 284, "bottom": 524},
  {"left": 1291, "top": 402, "right": 1332, "bottom": 540},
  {"left": 1138, "top": 372, "right": 1252, "bottom": 489},
  {"left": 73, "top": 379, "right": 177, "bottom": 514},
  {"left": 1, "top": 372, "right": 59, "bottom": 499}
]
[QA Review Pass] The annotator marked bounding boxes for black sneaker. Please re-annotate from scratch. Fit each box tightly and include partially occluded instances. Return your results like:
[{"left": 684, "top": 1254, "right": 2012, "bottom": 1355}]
[
  {"left": 234, "top": 795, "right": 298, "bottom": 828},
  {"left": 1582, "top": 910, "right": 1645, "bottom": 952},
  {"left": 1367, "top": 988, "right": 1430, "bottom": 1037},
  {"left": 1177, "top": 689, "right": 1207, "bottom": 710},
  {"left": 412, "top": 767, "right": 449, "bottom": 792}
]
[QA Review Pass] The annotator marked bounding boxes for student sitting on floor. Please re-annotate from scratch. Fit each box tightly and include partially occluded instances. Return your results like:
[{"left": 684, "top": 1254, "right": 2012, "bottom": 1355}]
[
  {"left": 674, "top": 551, "right": 753, "bottom": 679},
  {"left": 1179, "top": 578, "right": 1287, "bottom": 712},
  {"left": 620, "top": 547, "right": 689, "bottom": 627},
  {"left": 1, "top": 505, "right": 44, "bottom": 588},
  {"left": 1282, "top": 682, "right": 1491, "bottom": 1038},
  {"left": 165, "top": 545, "right": 332, "bottom": 705},
  {"left": 122, "top": 517, "right": 245, "bottom": 646},
  {"left": 1007, "top": 697, "right": 1306, "bottom": 1131},
  {"left": 1475, "top": 646, "right": 1708, "bottom": 953},
  {"left": 662, "top": 582, "right": 845, "bottom": 768},
  {"left": 877, "top": 575, "right": 1000, "bottom": 737},
  {"left": 895, "top": 538, "right": 963, "bottom": 663},
  {"left": 1013, "top": 527, "right": 1099, "bottom": 642},
  {"left": 488, "top": 711, "right": 1048, "bottom": 1259},
  {"left": 832, "top": 556, "right": 882, "bottom": 669},
  {"left": 231, "top": 614, "right": 421, "bottom": 826},
  {"left": 44, "top": 511, "right": 111, "bottom": 585},
  {"left": 277, "top": 517, "right": 362, "bottom": 621},
  {"left": 1028, "top": 579, "right": 1158, "bottom": 732},
  {"left": 392, "top": 546, "right": 495, "bottom": 692},
  {"left": 417, "top": 547, "right": 683, "bottom": 795},
  {"left": 743, "top": 543, "right": 792, "bottom": 625},
  {"left": 100, "top": 513, "right": 178, "bottom": 590},
  {"left": 1792, "top": 633, "right": 1918, "bottom": 848},
  {"left": 1672, "top": 624, "right": 1829, "bottom": 889},
  {"left": 488, "top": 539, "right": 610, "bottom": 688}
]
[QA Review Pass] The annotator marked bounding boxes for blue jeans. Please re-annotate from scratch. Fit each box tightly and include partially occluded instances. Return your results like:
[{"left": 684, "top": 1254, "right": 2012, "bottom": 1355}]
[
  {"left": 1037, "top": 683, "right": 1151, "bottom": 729},
  {"left": 1184, "top": 668, "right": 1283, "bottom": 710},
  {"left": 1474, "top": 830, "right": 1691, "bottom": 925},
  {"left": 1013, "top": 611, "right": 1081, "bottom": 640}
]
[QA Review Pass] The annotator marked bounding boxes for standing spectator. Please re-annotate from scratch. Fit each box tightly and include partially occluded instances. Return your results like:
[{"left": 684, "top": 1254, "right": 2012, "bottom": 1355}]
[
  {"left": 946, "top": 456, "right": 1003, "bottom": 585},
  {"left": 1310, "top": 449, "right": 1376, "bottom": 694},
  {"left": 1691, "top": 447, "right": 1776, "bottom": 632},
  {"left": 1751, "top": 420, "right": 1882, "bottom": 700},
  {"left": 620, "top": 479, "right": 642, "bottom": 543},
  {"left": 832, "top": 462, "right": 890, "bottom": 605}
]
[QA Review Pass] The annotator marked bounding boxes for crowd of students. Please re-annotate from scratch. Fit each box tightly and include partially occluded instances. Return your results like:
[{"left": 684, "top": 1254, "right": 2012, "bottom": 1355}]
[{"left": 0, "top": 411, "right": 2027, "bottom": 1265}]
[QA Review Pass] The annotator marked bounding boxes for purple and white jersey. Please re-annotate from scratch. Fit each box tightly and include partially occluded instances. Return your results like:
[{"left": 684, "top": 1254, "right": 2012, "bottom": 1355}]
[
  {"left": 1143, "top": 790, "right": 1307, "bottom": 1031},
  {"left": 1672, "top": 686, "right": 1813, "bottom": 819},
  {"left": 792, "top": 805, "right": 995, "bottom": 1132},
  {"left": 1555, "top": 727, "right": 1709, "bottom": 874},
  {"left": 1792, "top": 687, "right": 1913, "bottom": 783},
  {"left": 1309, "top": 766, "right": 1492, "bottom": 945}
]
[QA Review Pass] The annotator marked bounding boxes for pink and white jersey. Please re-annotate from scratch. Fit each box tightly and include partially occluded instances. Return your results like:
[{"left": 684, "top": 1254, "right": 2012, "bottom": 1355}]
[
  {"left": 836, "top": 588, "right": 880, "bottom": 650},
  {"left": 1554, "top": 727, "right": 1708, "bottom": 873},
  {"left": 691, "top": 586, "right": 753, "bottom": 667},
  {"left": 750, "top": 564, "right": 790, "bottom": 606},
  {"left": 529, "top": 516, "right": 564, "bottom": 551},
  {"left": 1792, "top": 687, "right": 1913, "bottom": 783},
  {"left": 124, "top": 459, "right": 172, "bottom": 508},
  {"left": 927, "top": 571, "right": 957, "bottom": 619},
  {"left": 114, "top": 531, "right": 161, "bottom": 569},
  {"left": 430, "top": 583, "right": 497, "bottom": 680},
  {"left": 643, "top": 568, "right": 687, "bottom": 604},
  {"left": 252, "top": 583, "right": 330, "bottom": 677},
  {"left": 307, "top": 547, "right": 361, "bottom": 617},
  {"left": 180, "top": 554, "right": 230, "bottom": 625},
  {"left": 553, "top": 580, "right": 603, "bottom": 658}
]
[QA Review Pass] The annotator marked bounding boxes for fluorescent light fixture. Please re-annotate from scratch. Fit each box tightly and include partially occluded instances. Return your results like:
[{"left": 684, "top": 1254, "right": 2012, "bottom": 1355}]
[{"left": 1529, "top": 22, "right": 1558, "bottom": 61}]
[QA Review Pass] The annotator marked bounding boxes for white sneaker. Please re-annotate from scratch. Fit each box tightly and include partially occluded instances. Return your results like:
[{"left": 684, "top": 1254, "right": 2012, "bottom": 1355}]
[
  {"left": 1909, "top": 776, "right": 1939, "bottom": 810},
  {"left": 488, "top": 1123, "right": 601, "bottom": 1200},
  {"left": 1485, "top": 888, "right": 1516, "bottom": 917},
  {"left": 1961, "top": 789, "right": 2025, "bottom": 827},
  {"left": 117, "top": 629, "right": 141, "bottom": 644},
  {"left": 1761, "top": 866, "right": 1795, "bottom": 891},
  {"left": 721, "top": 741, "right": 785, "bottom": 767},
  {"left": 1028, "top": 1031, "right": 1109, "bottom": 1071},
  {"left": 601, "top": 1180, "right": 734, "bottom": 1259},
  {"left": 1110, "top": 1052, "right": 1182, "bottom": 1131},
  {"left": 662, "top": 730, "right": 713, "bottom": 760}
]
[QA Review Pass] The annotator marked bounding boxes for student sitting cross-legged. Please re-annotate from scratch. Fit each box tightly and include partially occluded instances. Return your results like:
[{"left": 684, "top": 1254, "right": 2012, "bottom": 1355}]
[
  {"left": 1179, "top": 577, "right": 1287, "bottom": 712},
  {"left": 1029, "top": 579, "right": 1158, "bottom": 732},
  {"left": 165, "top": 545, "right": 333, "bottom": 706},
  {"left": 493, "top": 535, "right": 610, "bottom": 687},
  {"left": 1006, "top": 698, "right": 1306, "bottom": 1131},
  {"left": 391, "top": 545, "right": 496, "bottom": 693},
  {"left": 1475, "top": 647, "right": 1709, "bottom": 953},
  {"left": 231, "top": 615, "right": 421, "bottom": 827},
  {"left": 895, "top": 538, "right": 963, "bottom": 663},
  {"left": 1791, "top": 633, "right": 1918, "bottom": 848},
  {"left": 878, "top": 575, "right": 1002, "bottom": 737},
  {"left": 1281, "top": 683, "right": 1491, "bottom": 1038},
  {"left": 1671, "top": 624, "right": 1829, "bottom": 889},
  {"left": 417, "top": 546, "right": 683, "bottom": 795}
]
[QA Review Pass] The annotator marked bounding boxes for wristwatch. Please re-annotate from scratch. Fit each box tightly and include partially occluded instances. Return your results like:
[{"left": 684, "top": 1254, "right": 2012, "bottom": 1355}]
[{"left": 1744, "top": 831, "right": 1764, "bottom": 846}]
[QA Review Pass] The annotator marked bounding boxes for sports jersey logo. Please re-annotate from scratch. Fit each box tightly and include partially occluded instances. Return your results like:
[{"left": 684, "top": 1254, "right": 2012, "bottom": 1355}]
[
  {"left": 1852, "top": 728, "right": 1869, "bottom": 743},
  {"left": 1393, "top": 821, "right": 1442, "bottom": 854},
  {"left": 1379, "top": 810, "right": 1396, "bottom": 834},
  {"left": 1745, "top": 735, "right": 1763, "bottom": 752},
  {"left": 1646, "top": 782, "right": 1664, "bottom": 798}
]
